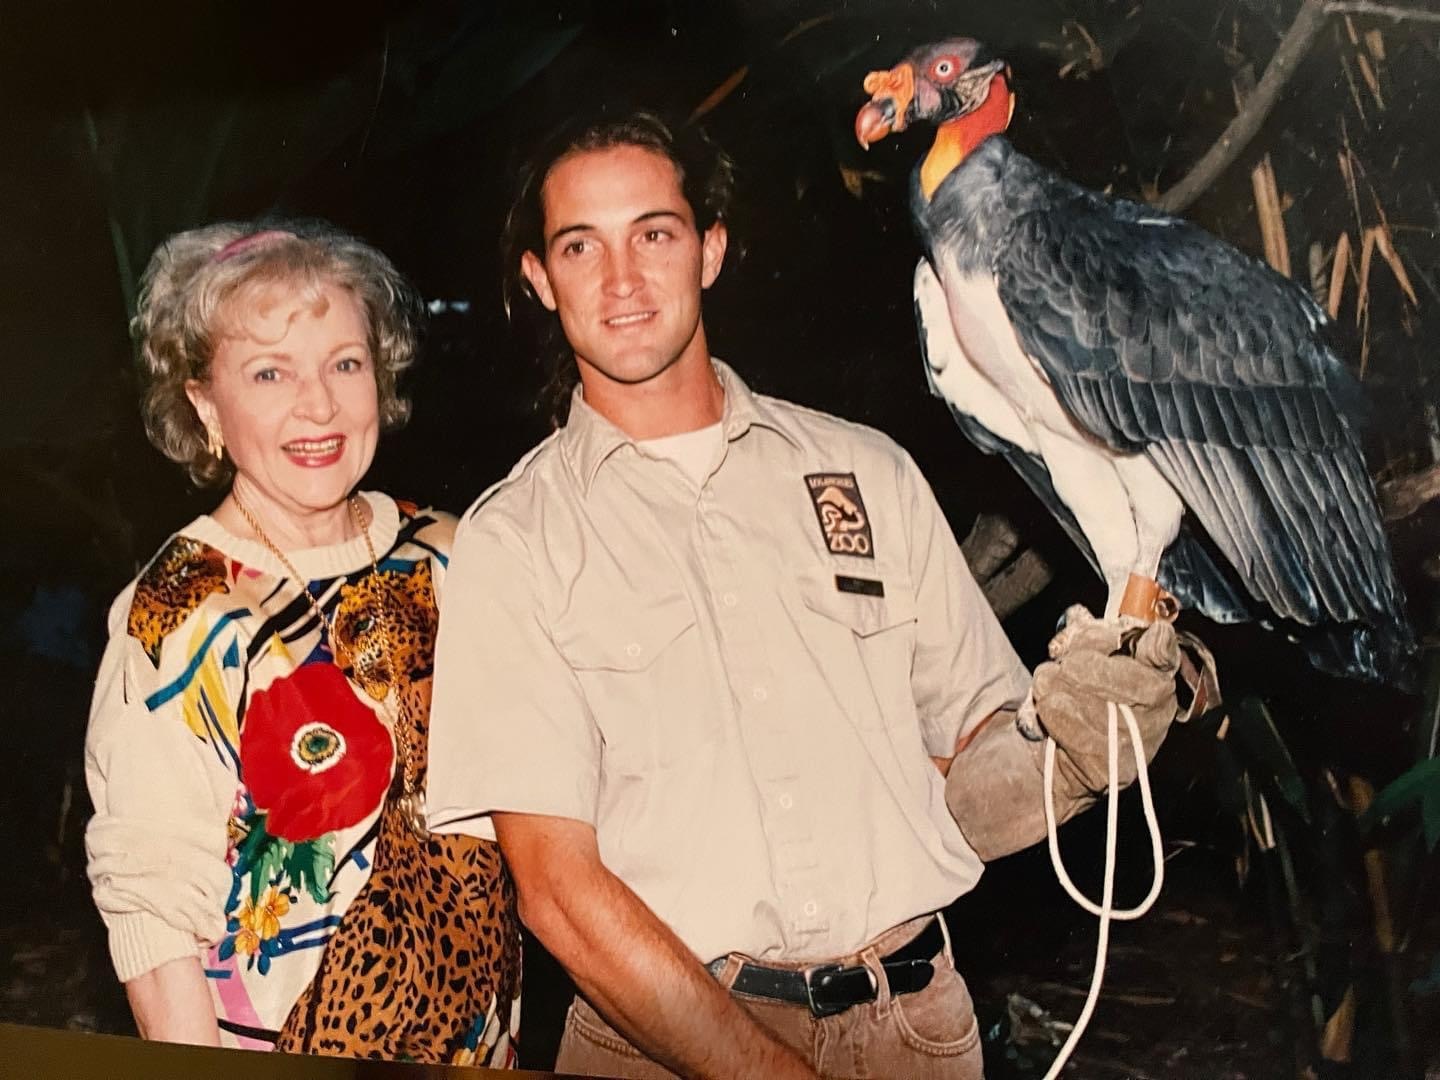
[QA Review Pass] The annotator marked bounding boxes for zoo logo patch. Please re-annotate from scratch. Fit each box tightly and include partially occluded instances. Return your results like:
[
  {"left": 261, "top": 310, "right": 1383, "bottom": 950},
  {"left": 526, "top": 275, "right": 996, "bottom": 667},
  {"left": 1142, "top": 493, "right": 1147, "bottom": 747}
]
[{"left": 805, "top": 472, "right": 875, "bottom": 558}]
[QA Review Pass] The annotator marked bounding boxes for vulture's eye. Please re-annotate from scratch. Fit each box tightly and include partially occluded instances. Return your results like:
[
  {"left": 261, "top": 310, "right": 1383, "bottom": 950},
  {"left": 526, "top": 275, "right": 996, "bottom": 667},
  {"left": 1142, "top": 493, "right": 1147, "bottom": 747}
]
[{"left": 932, "top": 58, "right": 957, "bottom": 81}]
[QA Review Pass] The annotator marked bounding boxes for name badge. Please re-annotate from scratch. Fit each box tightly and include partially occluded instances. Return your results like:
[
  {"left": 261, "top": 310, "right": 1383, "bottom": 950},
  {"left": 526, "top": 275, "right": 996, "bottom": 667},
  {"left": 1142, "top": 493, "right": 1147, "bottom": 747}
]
[{"left": 835, "top": 575, "right": 885, "bottom": 597}]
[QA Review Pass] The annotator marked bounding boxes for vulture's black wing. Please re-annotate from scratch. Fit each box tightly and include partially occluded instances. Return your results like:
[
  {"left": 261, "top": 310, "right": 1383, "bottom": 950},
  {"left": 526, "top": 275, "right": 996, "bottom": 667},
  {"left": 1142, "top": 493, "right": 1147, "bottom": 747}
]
[
  {"left": 913, "top": 259, "right": 1252, "bottom": 623},
  {"left": 990, "top": 153, "right": 1413, "bottom": 685}
]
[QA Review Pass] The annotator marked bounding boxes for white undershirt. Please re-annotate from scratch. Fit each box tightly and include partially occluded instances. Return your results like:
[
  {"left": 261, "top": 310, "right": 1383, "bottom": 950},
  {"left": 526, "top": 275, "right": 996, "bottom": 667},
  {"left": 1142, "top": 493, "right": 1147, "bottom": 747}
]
[{"left": 637, "top": 422, "right": 725, "bottom": 488}]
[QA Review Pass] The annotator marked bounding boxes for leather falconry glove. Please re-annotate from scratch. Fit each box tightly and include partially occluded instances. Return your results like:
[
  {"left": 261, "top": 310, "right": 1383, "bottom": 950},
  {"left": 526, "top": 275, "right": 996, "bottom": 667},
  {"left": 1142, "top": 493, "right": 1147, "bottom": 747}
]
[
  {"left": 946, "top": 605, "right": 1183, "bottom": 862},
  {"left": 1028, "top": 604, "right": 1182, "bottom": 794}
]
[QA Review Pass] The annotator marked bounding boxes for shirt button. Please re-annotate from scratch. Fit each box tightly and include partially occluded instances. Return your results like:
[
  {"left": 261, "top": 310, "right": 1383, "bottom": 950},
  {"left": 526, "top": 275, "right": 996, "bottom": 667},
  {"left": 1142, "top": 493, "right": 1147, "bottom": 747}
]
[
  {"left": 778, "top": 793, "right": 794, "bottom": 810},
  {"left": 803, "top": 901, "right": 818, "bottom": 917},
  {"left": 722, "top": 592, "right": 738, "bottom": 608},
  {"left": 625, "top": 642, "right": 642, "bottom": 658},
  {"left": 752, "top": 686, "right": 768, "bottom": 702}
]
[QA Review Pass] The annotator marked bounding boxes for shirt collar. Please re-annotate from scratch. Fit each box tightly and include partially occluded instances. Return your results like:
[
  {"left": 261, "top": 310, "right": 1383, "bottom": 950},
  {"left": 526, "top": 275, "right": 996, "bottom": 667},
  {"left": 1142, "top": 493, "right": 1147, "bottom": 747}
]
[{"left": 559, "top": 359, "right": 803, "bottom": 494}]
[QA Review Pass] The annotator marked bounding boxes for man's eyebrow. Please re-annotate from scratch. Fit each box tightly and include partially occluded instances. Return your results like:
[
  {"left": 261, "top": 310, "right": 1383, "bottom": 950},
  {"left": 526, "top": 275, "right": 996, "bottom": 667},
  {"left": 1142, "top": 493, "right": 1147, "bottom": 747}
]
[
  {"left": 633, "top": 210, "right": 687, "bottom": 226},
  {"left": 548, "top": 223, "right": 593, "bottom": 244},
  {"left": 546, "top": 209, "right": 689, "bottom": 245}
]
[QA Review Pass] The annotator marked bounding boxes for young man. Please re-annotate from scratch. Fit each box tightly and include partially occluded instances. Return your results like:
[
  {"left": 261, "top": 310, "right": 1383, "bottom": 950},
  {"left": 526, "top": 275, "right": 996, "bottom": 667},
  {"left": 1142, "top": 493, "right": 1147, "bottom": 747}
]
[{"left": 426, "top": 111, "right": 1181, "bottom": 1079}]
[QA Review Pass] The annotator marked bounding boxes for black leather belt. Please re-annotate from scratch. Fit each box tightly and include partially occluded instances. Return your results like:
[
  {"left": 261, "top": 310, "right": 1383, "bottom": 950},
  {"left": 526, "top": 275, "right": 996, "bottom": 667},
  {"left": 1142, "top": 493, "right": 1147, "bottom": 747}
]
[{"left": 707, "top": 917, "right": 944, "bottom": 1018}]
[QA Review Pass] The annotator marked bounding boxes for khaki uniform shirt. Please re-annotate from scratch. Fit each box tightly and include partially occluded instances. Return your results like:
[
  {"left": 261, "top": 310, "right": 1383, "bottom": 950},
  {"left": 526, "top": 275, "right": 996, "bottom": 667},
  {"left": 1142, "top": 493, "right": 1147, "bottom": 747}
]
[{"left": 427, "top": 362, "right": 1030, "bottom": 963}]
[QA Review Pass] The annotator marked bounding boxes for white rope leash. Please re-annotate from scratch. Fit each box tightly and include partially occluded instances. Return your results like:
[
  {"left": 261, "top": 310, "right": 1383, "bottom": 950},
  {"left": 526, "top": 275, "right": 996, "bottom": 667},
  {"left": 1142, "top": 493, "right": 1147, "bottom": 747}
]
[{"left": 1039, "top": 699, "right": 1165, "bottom": 1079}]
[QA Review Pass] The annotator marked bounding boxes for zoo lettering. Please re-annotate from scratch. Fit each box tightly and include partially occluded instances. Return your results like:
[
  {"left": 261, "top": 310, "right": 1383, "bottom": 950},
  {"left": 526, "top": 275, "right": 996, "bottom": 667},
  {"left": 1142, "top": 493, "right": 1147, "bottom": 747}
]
[{"left": 804, "top": 472, "right": 877, "bottom": 559}]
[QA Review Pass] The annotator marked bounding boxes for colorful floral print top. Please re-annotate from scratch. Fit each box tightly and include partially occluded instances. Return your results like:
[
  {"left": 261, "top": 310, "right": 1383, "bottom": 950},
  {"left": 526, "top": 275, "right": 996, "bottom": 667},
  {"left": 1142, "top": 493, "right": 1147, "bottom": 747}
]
[{"left": 84, "top": 495, "right": 510, "bottom": 1058}]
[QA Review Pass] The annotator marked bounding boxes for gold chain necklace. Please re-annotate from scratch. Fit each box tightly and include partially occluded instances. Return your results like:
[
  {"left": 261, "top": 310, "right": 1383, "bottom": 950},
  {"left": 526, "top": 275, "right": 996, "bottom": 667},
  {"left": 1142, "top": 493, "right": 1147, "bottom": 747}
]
[
  {"left": 231, "top": 491, "right": 428, "bottom": 836},
  {"left": 231, "top": 493, "right": 378, "bottom": 647}
]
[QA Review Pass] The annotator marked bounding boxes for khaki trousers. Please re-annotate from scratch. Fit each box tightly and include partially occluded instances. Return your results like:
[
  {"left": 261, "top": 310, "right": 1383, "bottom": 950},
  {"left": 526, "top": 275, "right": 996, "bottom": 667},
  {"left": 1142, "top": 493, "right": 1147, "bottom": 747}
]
[{"left": 553, "top": 917, "right": 984, "bottom": 1079}]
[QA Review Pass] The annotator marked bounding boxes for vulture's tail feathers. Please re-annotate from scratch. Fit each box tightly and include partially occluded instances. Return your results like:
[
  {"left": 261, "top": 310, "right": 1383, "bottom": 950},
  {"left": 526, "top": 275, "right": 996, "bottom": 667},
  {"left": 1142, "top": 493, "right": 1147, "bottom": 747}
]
[
  {"left": 1158, "top": 526, "right": 1253, "bottom": 624},
  {"left": 1299, "top": 618, "right": 1420, "bottom": 693}
]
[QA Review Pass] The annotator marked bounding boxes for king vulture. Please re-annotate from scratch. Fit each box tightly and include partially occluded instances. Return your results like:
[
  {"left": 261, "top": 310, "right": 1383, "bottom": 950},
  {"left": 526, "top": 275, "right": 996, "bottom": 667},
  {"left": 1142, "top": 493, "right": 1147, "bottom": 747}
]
[{"left": 855, "top": 37, "right": 1414, "bottom": 686}]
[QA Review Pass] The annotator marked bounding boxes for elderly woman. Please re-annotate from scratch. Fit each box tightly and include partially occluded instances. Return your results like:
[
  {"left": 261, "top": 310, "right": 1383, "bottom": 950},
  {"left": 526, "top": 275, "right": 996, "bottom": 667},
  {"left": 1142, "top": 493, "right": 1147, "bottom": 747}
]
[{"left": 84, "top": 221, "right": 520, "bottom": 1064}]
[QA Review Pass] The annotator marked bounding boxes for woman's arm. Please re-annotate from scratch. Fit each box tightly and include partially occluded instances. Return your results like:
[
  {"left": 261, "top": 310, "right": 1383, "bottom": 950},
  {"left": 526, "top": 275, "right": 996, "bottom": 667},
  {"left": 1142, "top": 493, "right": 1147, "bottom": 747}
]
[
  {"left": 85, "top": 588, "right": 233, "bottom": 1038},
  {"left": 124, "top": 956, "right": 221, "bottom": 1046}
]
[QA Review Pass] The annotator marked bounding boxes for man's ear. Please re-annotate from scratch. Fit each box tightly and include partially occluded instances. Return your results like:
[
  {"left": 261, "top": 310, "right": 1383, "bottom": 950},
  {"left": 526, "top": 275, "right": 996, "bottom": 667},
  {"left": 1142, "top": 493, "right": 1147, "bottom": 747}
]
[
  {"left": 520, "top": 251, "right": 558, "bottom": 312},
  {"left": 700, "top": 221, "right": 728, "bottom": 290}
]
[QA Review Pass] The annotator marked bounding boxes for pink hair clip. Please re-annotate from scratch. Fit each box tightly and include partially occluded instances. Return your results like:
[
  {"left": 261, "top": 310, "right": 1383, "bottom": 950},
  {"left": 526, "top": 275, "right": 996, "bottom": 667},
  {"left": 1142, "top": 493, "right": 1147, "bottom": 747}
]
[{"left": 212, "top": 229, "right": 295, "bottom": 263}]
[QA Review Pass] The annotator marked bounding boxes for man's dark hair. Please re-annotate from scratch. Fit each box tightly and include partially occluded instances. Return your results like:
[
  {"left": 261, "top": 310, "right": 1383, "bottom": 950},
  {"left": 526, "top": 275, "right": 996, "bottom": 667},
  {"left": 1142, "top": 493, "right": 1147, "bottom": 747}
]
[{"left": 501, "top": 108, "right": 737, "bottom": 425}]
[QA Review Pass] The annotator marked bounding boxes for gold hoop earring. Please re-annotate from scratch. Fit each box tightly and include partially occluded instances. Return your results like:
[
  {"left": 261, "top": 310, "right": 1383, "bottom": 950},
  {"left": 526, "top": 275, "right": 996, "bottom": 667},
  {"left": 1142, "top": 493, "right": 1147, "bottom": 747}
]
[{"left": 205, "top": 423, "right": 225, "bottom": 461}]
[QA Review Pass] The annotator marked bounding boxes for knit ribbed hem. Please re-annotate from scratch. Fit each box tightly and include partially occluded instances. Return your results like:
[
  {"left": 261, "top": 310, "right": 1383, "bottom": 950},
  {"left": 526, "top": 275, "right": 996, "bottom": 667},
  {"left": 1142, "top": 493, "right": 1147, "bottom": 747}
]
[
  {"left": 181, "top": 491, "right": 400, "bottom": 580},
  {"left": 107, "top": 910, "right": 204, "bottom": 983}
]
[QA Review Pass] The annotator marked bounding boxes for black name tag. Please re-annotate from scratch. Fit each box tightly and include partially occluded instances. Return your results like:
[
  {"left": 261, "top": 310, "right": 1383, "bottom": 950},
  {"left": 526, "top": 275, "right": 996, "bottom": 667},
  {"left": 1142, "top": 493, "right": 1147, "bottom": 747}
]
[{"left": 835, "top": 575, "right": 884, "bottom": 597}]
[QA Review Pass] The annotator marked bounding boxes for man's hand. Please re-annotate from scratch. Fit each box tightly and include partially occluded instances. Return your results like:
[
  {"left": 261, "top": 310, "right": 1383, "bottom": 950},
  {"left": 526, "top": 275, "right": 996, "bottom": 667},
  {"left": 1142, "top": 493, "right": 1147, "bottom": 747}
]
[
  {"left": 495, "top": 812, "right": 817, "bottom": 1080},
  {"left": 945, "top": 607, "right": 1184, "bottom": 861},
  {"left": 1029, "top": 605, "right": 1181, "bottom": 792}
]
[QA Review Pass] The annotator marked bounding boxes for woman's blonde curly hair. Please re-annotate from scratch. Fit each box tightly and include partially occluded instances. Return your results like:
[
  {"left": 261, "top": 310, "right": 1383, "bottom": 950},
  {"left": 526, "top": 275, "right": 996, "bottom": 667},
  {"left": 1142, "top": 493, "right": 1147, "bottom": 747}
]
[{"left": 133, "top": 219, "right": 424, "bottom": 487}]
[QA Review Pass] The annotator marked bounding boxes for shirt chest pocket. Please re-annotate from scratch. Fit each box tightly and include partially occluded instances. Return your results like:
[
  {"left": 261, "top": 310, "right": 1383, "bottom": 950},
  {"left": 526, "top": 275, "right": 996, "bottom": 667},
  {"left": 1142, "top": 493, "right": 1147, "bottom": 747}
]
[
  {"left": 553, "top": 592, "right": 708, "bottom": 772},
  {"left": 796, "top": 568, "right": 919, "bottom": 730}
]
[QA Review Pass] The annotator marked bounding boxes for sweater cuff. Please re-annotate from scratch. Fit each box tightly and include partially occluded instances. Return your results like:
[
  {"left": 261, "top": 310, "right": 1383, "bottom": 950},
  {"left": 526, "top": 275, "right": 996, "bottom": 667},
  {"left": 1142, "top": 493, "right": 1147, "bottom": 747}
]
[{"left": 106, "top": 910, "right": 203, "bottom": 983}]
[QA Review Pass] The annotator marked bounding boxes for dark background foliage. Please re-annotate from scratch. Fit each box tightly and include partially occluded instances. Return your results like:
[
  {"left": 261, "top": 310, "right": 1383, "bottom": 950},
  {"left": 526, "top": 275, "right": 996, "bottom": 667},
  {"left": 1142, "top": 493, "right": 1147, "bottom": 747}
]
[{"left": 2, "top": 0, "right": 1438, "bottom": 1075}]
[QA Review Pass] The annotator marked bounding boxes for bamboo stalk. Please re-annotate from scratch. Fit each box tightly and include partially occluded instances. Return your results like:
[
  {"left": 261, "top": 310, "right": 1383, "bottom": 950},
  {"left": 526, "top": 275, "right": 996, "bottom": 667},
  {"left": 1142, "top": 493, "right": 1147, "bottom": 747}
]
[
  {"left": 1231, "top": 66, "right": 1293, "bottom": 277},
  {"left": 1327, "top": 232, "right": 1352, "bottom": 318},
  {"left": 1348, "top": 778, "right": 1396, "bottom": 951},
  {"left": 689, "top": 67, "right": 749, "bottom": 123},
  {"left": 1359, "top": 305, "right": 1372, "bottom": 378},
  {"left": 1339, "top": 49, "right": 1370, "bottom": 125},
  {"left": 1356, "top": 226, "right": 1377, "bottom": 327},
  {"left": 1347, "top": 775, "right": 1413, "bottom": 1070},
  {"left": 1337, "top": 131, "right": 1365, "bottom": 234},
  {"left": 1319, "top": 986, "right": 1356, "bottom": 1062},
  {"left": 1374, "top": 226, "right": 1420, "bottom": 306},
  {"left": 1264, "top": 802, "right": 1323, "bottom": 1077},
  {"left": 1251, "top": 153, "right": 1292, "bottom": 276},
  {"left": 1355, "top": 50, "right": 1385, "bottom": 108}
]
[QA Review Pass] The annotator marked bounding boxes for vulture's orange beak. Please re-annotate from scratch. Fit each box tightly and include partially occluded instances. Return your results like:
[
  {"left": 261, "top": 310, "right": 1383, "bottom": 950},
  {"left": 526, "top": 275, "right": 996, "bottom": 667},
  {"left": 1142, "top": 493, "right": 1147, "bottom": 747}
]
[{"left": 856, "top": 63, "right": 915, "bottom": 149}]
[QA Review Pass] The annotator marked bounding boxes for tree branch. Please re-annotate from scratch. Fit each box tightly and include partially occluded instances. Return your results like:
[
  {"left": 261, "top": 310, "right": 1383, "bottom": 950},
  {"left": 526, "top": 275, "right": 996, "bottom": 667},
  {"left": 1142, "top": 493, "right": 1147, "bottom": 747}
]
[
  {"left": 1154, "top": 0, "right": 1330, "bottom": 213},
  {"left": 960, "top": 512, "right": 1020, "bottom": 582},
  {"left": 984, "top": 549, "right": 1054, "bottom": 620},
  {"left": 960, "top": 513, "right": 1054, "bottom": 619},
  {"left": 1325, "top": 2, "right": 1440, "bottom": 24},
  {"left": 1378, "top": 462, "right": 1440, "bottom": 521}
]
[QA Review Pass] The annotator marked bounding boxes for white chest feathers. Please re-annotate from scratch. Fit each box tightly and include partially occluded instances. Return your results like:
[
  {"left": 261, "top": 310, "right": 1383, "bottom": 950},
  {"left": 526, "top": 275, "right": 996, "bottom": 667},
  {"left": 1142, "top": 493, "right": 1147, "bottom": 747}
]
[{"left": 918, "top": 260, "right": 1083, "bottom": 449}]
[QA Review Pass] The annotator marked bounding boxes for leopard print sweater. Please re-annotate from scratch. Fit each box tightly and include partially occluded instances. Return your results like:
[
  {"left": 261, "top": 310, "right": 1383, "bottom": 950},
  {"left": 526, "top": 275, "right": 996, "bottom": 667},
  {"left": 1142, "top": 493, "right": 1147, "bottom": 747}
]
[{"left": 86, "top": 495, "right": 519, "bottom": 1065}]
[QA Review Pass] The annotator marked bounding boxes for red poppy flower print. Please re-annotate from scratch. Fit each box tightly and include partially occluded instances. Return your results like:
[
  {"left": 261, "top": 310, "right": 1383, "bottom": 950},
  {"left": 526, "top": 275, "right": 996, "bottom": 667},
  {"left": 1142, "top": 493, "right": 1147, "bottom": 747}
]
[{"left": 240, "top": 662, "right": 394, "bottom": 841}]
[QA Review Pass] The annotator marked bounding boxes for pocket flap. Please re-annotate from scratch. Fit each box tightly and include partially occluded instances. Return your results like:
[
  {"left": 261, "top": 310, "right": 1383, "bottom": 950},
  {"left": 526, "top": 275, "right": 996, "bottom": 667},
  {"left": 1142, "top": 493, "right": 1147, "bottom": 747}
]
[
  {"left": 555, "top": 592, "right": 697, "bottom": 672},
  {"left": 798, "top": 568, "right": 916, "bottom": 637}
]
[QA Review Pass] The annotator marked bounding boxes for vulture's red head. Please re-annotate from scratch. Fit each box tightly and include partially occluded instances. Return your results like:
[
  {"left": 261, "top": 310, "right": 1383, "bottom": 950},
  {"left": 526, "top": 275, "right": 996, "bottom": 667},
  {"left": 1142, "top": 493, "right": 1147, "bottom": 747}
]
[{"left": 855, "top": 38, "right": 1012, "bottom": 150}]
